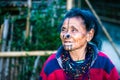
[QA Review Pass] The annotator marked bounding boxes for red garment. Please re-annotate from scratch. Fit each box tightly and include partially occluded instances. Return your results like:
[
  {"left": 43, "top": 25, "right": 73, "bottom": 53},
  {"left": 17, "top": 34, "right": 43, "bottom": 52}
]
[{"left": 40, "top": 46, "right": 120, "bottom": 80}]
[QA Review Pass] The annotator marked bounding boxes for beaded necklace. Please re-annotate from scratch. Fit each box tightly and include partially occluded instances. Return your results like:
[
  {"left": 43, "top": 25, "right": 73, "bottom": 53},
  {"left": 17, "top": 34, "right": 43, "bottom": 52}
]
[{"left": 61, "top": 46, "right": 94, "bottom": 80}]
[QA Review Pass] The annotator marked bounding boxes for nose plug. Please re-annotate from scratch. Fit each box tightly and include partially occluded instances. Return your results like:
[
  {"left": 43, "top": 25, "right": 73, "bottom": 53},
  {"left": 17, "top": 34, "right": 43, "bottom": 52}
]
[{"left": 64, "top": 34, "right": 70, "bottom": 39}]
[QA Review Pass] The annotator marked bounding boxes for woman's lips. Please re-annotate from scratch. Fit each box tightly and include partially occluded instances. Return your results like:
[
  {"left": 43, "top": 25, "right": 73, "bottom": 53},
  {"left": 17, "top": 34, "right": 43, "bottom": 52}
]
[
  {"left": 64, "top": 41, "right": 72, "bottom": 43},
  {"left": 64, "top": 41, "right": 72, "bottom": 45}
]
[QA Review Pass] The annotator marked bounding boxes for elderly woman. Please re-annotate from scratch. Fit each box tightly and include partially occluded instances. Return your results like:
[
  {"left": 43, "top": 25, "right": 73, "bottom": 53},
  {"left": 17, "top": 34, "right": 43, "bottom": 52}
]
[{"left": 39, "top": 8, "right": 120, "bottom": 80}]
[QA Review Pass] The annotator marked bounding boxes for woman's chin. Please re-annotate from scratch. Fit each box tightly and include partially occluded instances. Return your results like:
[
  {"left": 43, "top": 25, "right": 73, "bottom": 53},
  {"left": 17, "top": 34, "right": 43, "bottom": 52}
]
[{"left": 63, "top": 45, "right": 73, "bottom": 51}]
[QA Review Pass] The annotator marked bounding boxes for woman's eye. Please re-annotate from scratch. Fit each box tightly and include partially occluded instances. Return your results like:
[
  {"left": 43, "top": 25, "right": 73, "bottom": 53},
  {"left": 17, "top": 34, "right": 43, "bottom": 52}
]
[
  {"left": 72, "top": 28, "right": 77, "bottom": 32},
  {"left": 61, "top": 28, "right": 65, "bottom": 31},
  {"left": 61, "top": 27, "right": 66, "bottom": 32}
]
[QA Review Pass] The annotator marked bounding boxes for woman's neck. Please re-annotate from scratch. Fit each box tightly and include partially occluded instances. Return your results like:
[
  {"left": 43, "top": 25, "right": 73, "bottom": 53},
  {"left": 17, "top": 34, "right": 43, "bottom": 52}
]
[{"left": 69, "top": 45, "right": 87, "bottom": 61}]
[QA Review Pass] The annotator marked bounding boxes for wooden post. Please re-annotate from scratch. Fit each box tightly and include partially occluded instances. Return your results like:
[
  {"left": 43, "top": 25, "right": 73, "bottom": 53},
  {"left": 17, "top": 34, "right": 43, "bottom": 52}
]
[{"left": 66, "top": 0, "right": 73, "bottom": 11}]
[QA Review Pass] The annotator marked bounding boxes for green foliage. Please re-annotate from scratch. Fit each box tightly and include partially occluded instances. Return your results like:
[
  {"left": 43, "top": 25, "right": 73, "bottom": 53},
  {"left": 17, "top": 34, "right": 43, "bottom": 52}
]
[
  {"left": 0, "top": 0, "right": 66, "bottom": 80},
  {"left": 28, "top": 3, "right": 66, "bottom": 50},
  {"left": 9, "top": 0, "right": 66, "bottom": 80},
  {"left": 11, "top": 1, "right": 67, "bottom": 51}
]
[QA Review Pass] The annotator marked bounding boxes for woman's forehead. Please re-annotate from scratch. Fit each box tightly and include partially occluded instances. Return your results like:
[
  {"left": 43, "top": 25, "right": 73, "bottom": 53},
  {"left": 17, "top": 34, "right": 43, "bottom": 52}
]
[{"left": 62, "top": 17, "right": 85, "bottom": 27}]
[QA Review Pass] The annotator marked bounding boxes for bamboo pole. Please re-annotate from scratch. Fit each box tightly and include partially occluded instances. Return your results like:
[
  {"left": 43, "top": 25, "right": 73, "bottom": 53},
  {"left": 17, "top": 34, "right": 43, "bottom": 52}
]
[
  {"left": 10, "top": 58, "right": 15, "bottom": 80},
  {"left": 15, "top": 58, "right": 18, "bottom": 80},
  {"left": 66, "top": 0, "right": 73, "bottom": 11},
  {"left": 0, "top": 24, "right": 3, "bottom": 43},
  {"left": 4, "top": 16, "right": 14, "bottom": 80},
  {"left": 30, "top": 56, "right": 40, "bottom": 80},
  {"left": 0, "top": 18, "right": 9, "bottom": 80},
  {"left": 85, "top": 0, "right": 120, "bottom": 59},
  {"left": 1, "top": 19, "right": 9, "bottom": 51},
  {"left": 0, "top": 51, "right": 56, "bottom": 57},
  {"left": 25, "top": 0, "right": 31, "bottom": 39}
]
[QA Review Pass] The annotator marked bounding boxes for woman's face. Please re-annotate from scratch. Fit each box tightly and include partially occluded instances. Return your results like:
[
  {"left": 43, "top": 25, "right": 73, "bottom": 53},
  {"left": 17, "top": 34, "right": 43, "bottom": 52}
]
[{"left": 60, "top": 17, "right": 94, "bottom": 51}]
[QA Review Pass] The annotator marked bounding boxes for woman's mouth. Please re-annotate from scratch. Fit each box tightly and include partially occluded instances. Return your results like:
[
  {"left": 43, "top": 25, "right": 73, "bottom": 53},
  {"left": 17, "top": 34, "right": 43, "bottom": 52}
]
[
  {"left": 63, "top": 41, "right": 73, "bottom": 50},
  {"left": 64, "top": 41, "right": 72, "bottom": 45}
]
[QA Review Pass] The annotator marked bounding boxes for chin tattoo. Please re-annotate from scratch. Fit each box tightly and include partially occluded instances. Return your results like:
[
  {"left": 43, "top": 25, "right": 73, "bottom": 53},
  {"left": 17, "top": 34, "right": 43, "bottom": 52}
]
[{"left": 64, "top": 45, "right": 72, "bottom": 50}]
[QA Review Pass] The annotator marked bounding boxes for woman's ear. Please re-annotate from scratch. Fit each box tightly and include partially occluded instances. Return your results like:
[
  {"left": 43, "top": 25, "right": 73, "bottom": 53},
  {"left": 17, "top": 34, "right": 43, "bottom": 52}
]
[{"left": 86, "top": 29, "right": 94, "bottom": 42}]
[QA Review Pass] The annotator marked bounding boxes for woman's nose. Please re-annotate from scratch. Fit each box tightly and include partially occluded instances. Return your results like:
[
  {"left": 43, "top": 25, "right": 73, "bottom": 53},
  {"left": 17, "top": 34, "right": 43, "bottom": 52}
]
[
  {"left": 64, "top": 34, "right": 70, "bottom": 39},
  {"left": 66, "top": 34, "right": 70, "bottom": 38}
]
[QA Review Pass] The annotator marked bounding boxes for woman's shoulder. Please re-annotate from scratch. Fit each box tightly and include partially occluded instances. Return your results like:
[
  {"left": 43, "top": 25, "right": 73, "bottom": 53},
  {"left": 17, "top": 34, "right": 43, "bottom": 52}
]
[
  {"left": 43, "top": 53, "right": 61, "bottom": 75},
  {"left": 92, "top": 51, "right": 120, "bottom": 79},
  {"left": 95, "top": 51, "right": 115, "bottom": 68},
  {"left": 44, "top": 52, "right": 61, "bottom": 68},
  {"left": 97, "top": 51, "right": 109, "bottom": 58},
  {"left": 45, "top": 53, "right": 57, "bottom": 64},
  {"left": 91, "top": 51, "right": 115, "bottom": 74},
  {"left": 97, "top": 51, "right": 113, "bottom": 62}
]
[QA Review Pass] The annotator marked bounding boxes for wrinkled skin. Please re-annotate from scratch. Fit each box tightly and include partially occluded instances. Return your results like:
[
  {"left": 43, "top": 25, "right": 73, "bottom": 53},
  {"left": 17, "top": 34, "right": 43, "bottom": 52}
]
[{"left": 60, "top": 17, "right": 94, "bottom": 61}]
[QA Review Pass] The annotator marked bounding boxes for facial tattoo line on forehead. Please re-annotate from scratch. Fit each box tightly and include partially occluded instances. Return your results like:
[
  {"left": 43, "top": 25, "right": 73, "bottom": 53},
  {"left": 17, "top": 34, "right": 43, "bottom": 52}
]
[
  {"left": 67, "top": 18, "right": 73, "bottom": 51},
  {"left": 67, "top": 18, "right": 70, "bottom": 31}
]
